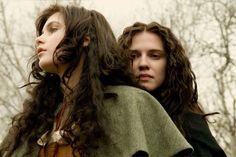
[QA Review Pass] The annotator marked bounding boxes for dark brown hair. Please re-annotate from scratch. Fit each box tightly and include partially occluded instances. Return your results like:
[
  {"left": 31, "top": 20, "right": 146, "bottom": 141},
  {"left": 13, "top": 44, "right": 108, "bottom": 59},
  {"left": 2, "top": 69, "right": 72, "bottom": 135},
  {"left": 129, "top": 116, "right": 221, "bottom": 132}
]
[
  {"left": 118, "top": 22, "right": 204, "bottom": 135},
  {"left": 0, "top": 4, "right": 133, "bottom": 157}
]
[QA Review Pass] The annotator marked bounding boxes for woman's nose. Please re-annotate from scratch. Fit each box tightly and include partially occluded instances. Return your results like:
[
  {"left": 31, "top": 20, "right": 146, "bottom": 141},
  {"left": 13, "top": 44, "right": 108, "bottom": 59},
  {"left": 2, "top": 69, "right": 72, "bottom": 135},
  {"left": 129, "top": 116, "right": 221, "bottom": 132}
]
[
  {"left": 35, "top": 34, "right": 45, "bottom": 46},
  {"left": 140, "top": 55, "right": 148, "bottom": 65},
  {"left": 138, "top": 55, "right": 149, "bottom": 70}
]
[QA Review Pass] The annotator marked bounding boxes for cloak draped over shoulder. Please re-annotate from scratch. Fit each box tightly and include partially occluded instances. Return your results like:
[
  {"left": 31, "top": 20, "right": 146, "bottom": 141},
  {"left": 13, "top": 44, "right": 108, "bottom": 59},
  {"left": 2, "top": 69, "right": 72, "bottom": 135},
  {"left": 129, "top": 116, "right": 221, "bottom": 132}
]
[{"left": 2, "top": 85, "right": 192, "bottom": 157}]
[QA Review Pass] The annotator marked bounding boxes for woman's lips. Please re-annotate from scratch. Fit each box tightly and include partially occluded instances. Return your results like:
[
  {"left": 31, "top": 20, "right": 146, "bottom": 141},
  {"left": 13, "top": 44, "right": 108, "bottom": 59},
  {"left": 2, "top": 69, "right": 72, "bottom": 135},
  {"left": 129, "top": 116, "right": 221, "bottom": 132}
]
[
  {"left": 138, "top": 74, "right": 153, "bottom": 81},
  {"left": 37, "top": 47, "right": 46, "bottom": 54}
]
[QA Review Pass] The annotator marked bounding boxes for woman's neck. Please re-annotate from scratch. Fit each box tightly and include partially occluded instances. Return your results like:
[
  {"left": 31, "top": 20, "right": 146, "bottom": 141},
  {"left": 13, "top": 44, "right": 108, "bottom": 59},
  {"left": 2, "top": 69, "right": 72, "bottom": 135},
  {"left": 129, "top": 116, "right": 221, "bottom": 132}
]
[{"left": 60, "top": 54, "right": 85, "bottom": 97}]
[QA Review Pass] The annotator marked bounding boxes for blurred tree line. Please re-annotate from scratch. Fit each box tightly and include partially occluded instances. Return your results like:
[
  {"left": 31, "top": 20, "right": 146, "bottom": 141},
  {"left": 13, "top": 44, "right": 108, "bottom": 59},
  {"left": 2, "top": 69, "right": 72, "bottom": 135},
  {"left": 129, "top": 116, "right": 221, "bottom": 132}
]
[
  {"left": 157, "top": 0, "right": 236, "bottom": 156},
  {"left": 0, "top": 0, "right": 235, "bottom": 156}
]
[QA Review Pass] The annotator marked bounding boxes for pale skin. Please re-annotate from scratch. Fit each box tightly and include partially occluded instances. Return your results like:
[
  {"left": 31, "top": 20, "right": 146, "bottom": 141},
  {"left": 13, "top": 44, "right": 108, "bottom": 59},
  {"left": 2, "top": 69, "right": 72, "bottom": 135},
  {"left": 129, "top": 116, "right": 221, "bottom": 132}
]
[
  {"left": 36, "top": 12, "right": 67, "bottom": 76},
  {"left": 35, "top": 12, "right": 90, "bottom": 133},
  {"left": 130, "top": 31, "right": 167, "bottom": 92},
  {"left": 35, "top": 12, "right": 89, "bottom": 93}
]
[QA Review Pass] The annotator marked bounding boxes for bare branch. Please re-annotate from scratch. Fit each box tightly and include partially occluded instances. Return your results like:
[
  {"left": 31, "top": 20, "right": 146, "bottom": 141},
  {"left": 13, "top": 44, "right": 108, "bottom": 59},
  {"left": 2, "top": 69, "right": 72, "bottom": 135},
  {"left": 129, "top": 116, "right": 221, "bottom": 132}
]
[{"left": 0, "top": 1, "right": 27, "bottom": 82}]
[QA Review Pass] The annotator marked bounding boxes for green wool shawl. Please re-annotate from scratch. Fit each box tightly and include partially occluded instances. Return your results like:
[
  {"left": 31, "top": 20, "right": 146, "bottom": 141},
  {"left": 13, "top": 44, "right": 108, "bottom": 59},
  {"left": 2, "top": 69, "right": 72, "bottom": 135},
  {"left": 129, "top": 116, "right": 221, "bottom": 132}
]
[{"left": 3, "top": 85, "right": 192, "bottom": 157}]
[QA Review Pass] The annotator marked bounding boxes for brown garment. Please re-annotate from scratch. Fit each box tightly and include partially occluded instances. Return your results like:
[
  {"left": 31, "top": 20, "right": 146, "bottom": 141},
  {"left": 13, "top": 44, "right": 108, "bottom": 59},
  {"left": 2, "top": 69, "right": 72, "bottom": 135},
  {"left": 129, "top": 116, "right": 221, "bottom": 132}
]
[
  {"left": 38, "top": 143, "right": 80, "bottom": 157},
  {"left": 38, "top": 102, "right": 80, "bottom": 157}
]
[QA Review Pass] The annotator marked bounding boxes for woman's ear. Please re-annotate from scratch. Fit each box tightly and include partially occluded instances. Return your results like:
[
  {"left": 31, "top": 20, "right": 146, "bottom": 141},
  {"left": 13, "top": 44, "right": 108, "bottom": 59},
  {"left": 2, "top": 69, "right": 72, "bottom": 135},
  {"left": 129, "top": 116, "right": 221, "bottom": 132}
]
[{"left": 83, "top": 36, "right": 90, "bottom": 47}]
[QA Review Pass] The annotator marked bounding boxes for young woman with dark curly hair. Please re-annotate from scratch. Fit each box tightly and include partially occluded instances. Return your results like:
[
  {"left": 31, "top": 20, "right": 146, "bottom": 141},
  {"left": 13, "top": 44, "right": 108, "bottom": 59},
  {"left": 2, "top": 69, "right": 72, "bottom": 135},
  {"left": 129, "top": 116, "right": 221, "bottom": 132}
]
[
  {"left": 118, "top": 22, "right": 227, "bottom": 157},
  {"left": 0, "top": 5, "right": 193, "bottom": 157}
]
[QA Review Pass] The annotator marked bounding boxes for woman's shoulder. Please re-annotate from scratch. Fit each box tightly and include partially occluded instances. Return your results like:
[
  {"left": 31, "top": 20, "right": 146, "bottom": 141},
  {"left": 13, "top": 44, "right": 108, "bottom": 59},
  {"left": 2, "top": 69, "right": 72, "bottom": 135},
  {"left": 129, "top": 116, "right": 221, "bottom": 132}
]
[
  {"left": 183, "top": 112, "right": 227, "bottom": 157},
  {"left": 104, "top": 85, "right": 157, "bottom": 102},
  {"left": 105, "top": 85, "right": 150, "bottom": 95},
  {"left": 97, "top": 85, "right": 193, "bottom": 157},
  {"left": 104, "top": 85, "right": 163, "bottom": 111},
  {"left": 183, "top": 112, "right": 214, "bottom": 136}
]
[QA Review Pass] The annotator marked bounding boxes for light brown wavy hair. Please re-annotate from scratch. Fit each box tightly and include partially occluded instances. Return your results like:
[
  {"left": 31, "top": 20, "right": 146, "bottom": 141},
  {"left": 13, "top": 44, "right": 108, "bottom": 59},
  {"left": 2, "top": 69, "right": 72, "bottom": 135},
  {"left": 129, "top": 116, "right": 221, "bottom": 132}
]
[
  {"left": 118, "top": 22, "right": 205, "bottom": 135},
  {"left": 0, "top": 4, "right": 134, "bottom": 157}
]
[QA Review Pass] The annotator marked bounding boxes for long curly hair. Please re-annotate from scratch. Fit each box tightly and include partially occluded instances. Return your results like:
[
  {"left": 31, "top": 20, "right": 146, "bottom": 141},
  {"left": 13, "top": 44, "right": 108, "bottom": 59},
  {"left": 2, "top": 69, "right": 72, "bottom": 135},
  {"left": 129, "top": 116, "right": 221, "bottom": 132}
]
[
  {"left": 0, "top": 5, "right": 133, "bottom": 157},
  {"left": 118, "top": 22, "right": 205, "bottom": 135}
]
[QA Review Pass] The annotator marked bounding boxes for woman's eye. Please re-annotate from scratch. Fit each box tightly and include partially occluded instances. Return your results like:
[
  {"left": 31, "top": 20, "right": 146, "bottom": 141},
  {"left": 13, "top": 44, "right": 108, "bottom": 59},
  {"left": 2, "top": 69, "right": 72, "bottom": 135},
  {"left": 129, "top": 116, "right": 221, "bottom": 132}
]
[
  {"left": 131, "top": 53, "right": 138, "bottom": 59},
  {"left": 49, "top": 27, "right": 58, "bottom": 33},
  {"left": 150, "top": 54, "right": 161, "bottom": 59}
]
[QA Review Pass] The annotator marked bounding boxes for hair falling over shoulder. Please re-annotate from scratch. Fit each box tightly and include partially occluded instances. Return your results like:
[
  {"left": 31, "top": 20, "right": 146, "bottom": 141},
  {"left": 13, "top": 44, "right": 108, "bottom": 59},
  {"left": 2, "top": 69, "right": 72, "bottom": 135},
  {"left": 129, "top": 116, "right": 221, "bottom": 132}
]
[
  {"left": 118, "top": 22, "right": 205, "bottom": 135},
  {"left": 0, "top": 4, "right": 134, "bottom": 157}
]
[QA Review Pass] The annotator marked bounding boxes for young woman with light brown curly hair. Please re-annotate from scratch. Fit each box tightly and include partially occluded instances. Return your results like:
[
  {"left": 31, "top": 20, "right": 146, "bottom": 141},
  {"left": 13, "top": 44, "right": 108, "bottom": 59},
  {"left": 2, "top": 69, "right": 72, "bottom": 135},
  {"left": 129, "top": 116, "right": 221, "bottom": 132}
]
[
  {"left": 0, "top": 5, "right": 193, "bottom": 157},
  {"left": 118, "top": 22, "right": 227, "bottom": 157}
]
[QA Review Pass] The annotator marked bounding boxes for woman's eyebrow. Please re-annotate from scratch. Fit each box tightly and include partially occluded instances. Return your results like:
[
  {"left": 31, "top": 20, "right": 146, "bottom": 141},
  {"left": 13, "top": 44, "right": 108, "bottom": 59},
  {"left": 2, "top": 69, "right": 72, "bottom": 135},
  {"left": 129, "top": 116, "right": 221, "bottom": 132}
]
[
  {"left": 42, "top": 21, "right": 61, "bottom": 32},
  {"left": 130, "top": 49, "right": 140, "bottom": 53},
  {"left": 148, "top": 49, "right": 165, "bottom": 53}
]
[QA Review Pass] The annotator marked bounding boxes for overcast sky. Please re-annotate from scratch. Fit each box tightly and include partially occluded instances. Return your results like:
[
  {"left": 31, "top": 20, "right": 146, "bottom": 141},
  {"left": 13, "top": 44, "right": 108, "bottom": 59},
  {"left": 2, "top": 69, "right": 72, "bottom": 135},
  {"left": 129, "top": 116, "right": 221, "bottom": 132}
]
[{"left": 3, "top": 0, "right": 171, "bottom": 36}]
